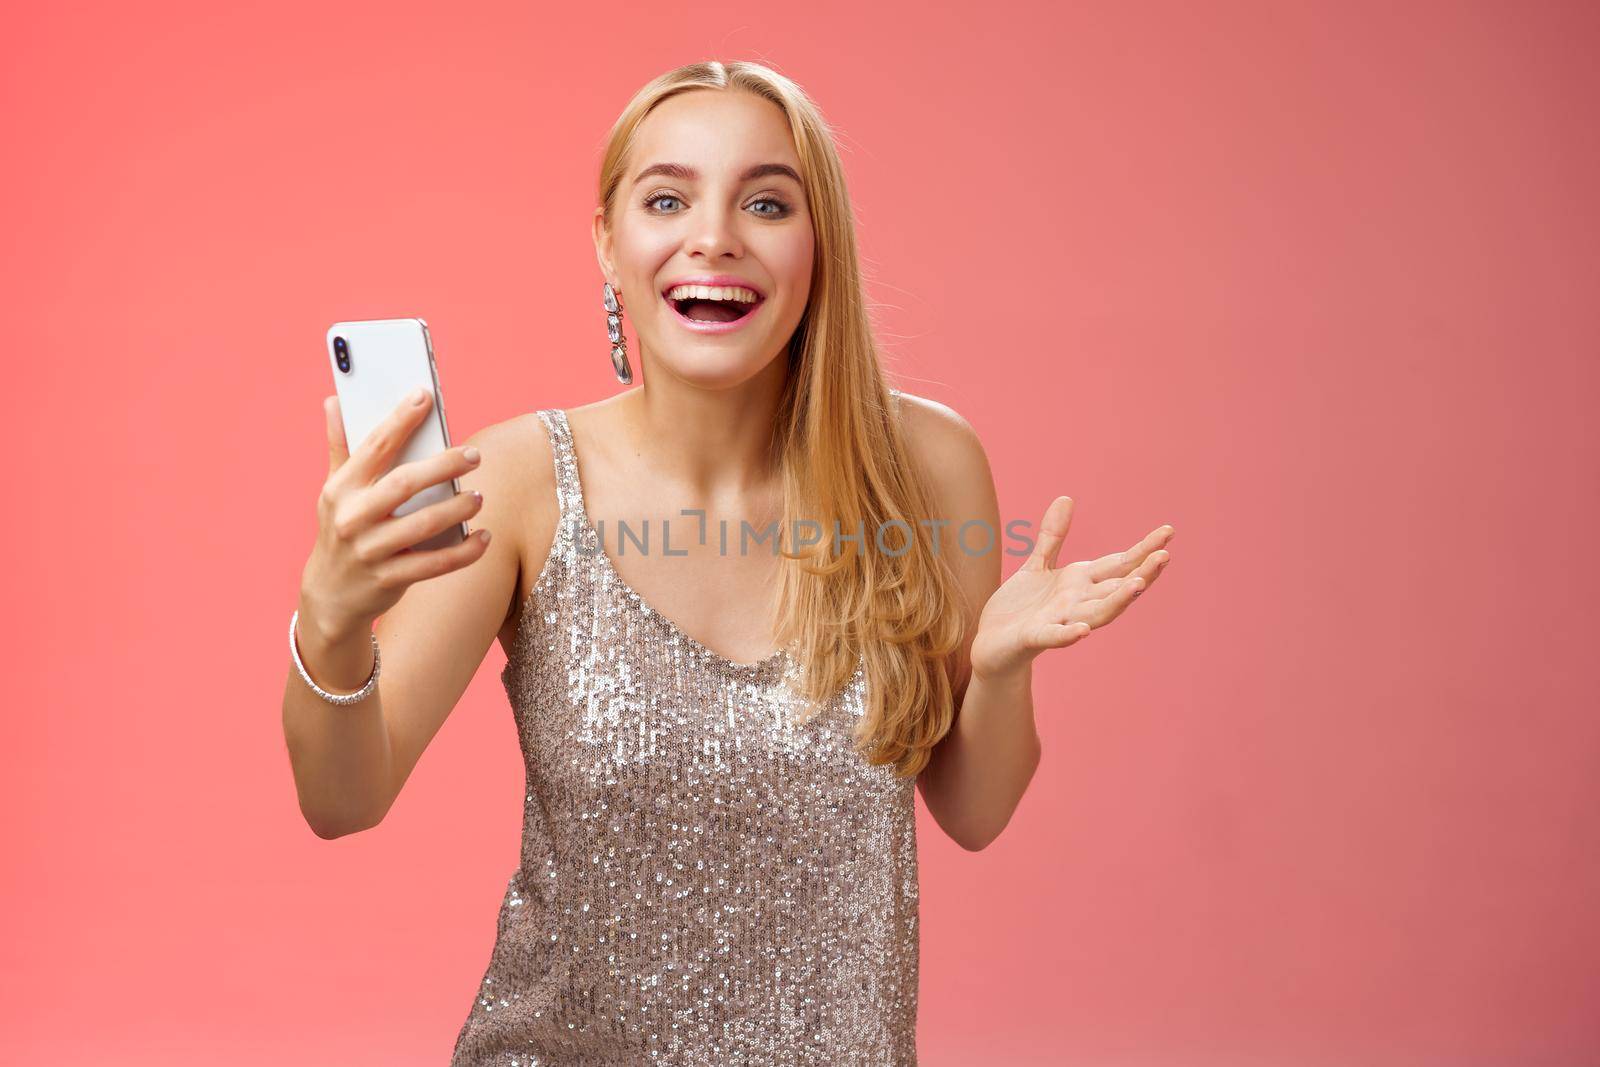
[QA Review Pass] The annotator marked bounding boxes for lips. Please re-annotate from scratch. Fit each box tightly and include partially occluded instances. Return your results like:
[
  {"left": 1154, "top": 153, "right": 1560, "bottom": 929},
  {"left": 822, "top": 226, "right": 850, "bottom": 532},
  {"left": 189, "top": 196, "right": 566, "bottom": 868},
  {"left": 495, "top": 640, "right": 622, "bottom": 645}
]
[
  {"left": 660, "top": 286, "right": 766, "bottom": 334},
  {"left": 661, "top": 276, "right": 766, "bottom": 300}
]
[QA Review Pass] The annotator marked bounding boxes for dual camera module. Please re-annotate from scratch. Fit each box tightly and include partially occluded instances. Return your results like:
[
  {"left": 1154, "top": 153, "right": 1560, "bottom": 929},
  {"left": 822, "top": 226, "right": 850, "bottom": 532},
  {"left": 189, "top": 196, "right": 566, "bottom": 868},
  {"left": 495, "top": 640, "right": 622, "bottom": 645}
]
[{"left": 333, "top": 335, "right": 351, "bottom": 373}]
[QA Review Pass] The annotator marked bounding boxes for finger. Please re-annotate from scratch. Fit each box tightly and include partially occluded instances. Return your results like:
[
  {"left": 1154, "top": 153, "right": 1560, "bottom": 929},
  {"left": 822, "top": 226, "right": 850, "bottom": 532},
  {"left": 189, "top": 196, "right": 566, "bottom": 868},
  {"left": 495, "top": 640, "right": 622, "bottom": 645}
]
[
  {"left": 1071, "top": 572, "right": 1148, "bottom": 628},
  {"left": 1084, "top": 548, "right": 1171, "bottom": 601},
  {"left": 325, "top": 396, "right": 350, "bottom": 475},
  {"left": 356, "top": 487, "right": 485, "bottom": 561},
  {"left": 1025, "top": 496, "right": 1075, "bottom": 572},
  {"left": 344, "top": 441, "right": 480, "bottom": 534},
  {"left": 375, "top": 525, "right": 494, "bottom": 588},
  {"left": 1086, "top": 523, "right": 1174, "bottom": 581},
  {"left": 1029, "top": 620, "right": 1092, "bottom": 649},
  {"left": 1139, "top": 548, "right": 1172, "bottom": 589},
  {"left": 348, "top": 444, "right": 483, "bottom": 531},
  {"left": 346, "top": 387, "right": 436, "bottom": 488}
]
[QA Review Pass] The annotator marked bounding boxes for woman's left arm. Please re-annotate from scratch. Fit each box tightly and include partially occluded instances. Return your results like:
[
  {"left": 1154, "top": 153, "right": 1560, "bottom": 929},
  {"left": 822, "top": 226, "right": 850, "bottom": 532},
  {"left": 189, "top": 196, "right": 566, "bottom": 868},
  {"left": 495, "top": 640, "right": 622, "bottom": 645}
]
[{"left": 904, "top": 399, "right": 1174, "bottom": 851}]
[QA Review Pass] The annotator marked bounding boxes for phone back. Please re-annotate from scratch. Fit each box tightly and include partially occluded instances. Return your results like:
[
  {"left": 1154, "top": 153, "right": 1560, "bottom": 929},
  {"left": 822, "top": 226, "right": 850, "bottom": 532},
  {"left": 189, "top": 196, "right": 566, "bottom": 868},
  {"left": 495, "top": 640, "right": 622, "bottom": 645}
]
[{"left": 325, "top": 318, "right": 466, "bottom": 553}]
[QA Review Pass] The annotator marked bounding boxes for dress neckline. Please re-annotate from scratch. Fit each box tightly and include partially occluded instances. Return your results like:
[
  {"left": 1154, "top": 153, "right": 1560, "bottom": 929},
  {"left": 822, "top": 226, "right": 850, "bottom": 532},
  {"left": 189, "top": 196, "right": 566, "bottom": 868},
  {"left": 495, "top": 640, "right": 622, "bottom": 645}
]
[{"left": 550, "top": 408, "right": 790, "bottom": 678}]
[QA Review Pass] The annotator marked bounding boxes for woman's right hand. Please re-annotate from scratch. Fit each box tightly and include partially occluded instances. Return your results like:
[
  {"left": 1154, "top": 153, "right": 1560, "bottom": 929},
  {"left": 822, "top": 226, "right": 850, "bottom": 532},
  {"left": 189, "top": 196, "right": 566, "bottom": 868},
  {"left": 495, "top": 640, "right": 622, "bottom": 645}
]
[{"left": 298, "top": 388, "right": 491, "bottom": 642}]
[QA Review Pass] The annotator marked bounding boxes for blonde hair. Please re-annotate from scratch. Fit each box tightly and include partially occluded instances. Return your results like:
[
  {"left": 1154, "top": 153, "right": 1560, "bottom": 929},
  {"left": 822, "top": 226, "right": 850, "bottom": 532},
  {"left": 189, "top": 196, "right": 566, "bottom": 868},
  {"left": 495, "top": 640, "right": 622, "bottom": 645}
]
[{"left": 596, "top": 60, "right": 965, "bottom": 778}]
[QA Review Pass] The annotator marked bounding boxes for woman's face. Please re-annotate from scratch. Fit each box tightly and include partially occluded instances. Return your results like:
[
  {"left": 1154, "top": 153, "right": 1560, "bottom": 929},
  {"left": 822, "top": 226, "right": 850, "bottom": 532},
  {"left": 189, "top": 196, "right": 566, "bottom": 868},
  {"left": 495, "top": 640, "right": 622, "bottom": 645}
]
[{"left": 594, "top": 89, "right": 815, "bottom": 389}]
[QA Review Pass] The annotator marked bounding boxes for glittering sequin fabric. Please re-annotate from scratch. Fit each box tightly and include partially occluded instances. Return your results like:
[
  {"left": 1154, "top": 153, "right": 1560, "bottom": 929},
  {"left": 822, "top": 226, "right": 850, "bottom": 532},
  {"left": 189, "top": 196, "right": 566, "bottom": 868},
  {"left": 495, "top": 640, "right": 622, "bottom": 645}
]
[{"left": 449, "top": 409, "right": 920, "bottom": 1066}]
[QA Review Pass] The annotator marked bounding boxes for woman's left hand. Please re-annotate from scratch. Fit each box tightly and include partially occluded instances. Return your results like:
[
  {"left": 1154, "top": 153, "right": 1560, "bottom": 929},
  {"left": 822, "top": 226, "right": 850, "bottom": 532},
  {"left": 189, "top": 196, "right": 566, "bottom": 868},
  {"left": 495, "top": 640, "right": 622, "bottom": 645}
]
[{"left": 968, "top": 496, "right": 1173, "bottom": 681}]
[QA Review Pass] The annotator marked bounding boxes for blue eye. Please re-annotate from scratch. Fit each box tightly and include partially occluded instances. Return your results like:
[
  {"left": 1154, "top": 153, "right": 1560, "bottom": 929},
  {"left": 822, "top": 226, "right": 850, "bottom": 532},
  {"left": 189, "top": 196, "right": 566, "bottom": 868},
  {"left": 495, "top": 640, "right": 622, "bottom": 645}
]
[{"left": 642, "top": 192, "right": 793, "bottom": 218}]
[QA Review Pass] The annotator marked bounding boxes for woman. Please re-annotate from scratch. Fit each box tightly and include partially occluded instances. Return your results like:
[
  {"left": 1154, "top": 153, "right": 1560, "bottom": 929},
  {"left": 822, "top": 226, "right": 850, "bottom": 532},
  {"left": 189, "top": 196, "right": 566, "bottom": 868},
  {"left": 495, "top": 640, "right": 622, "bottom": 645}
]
[{"left": 283, "top": 59, "right": 1173, "bottom": 1065}]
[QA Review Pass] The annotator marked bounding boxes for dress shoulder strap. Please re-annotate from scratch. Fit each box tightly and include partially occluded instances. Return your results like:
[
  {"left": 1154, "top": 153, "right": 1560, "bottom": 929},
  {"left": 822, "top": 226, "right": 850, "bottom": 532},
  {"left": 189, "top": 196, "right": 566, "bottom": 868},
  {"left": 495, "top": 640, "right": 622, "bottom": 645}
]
[{"left": 534, "top": 408, "right": 582, "bottom": 567}]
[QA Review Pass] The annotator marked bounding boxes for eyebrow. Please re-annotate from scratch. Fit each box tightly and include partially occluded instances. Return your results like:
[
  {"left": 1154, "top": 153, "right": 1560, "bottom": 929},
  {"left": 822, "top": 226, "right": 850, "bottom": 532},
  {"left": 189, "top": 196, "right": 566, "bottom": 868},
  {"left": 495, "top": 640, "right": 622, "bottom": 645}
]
[{"left": 631, "top": 161, "right": 803, "bottom": 187}]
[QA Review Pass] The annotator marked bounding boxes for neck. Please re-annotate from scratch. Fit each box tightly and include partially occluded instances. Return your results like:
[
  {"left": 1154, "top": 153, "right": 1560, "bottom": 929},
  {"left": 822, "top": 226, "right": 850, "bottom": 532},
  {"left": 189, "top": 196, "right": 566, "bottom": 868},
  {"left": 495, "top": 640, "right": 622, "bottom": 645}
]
[{"left": 618, "top": 362, "right": 789, "bottom": 499}]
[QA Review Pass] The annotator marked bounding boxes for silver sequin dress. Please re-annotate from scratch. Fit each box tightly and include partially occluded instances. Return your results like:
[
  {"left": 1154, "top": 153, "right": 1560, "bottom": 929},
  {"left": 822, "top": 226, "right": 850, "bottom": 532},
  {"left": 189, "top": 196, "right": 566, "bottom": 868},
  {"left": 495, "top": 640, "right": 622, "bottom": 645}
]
[{"left": 449, "top": 409, "right": 920, "bottom": 1066}]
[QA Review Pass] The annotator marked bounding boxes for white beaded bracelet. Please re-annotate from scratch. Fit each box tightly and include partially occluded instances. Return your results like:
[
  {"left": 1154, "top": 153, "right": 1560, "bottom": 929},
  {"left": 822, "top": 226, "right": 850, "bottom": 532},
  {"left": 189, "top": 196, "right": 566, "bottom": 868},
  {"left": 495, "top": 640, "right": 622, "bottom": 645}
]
[{"left": 289, "top": 608, "right": 381, "bottom": 706}]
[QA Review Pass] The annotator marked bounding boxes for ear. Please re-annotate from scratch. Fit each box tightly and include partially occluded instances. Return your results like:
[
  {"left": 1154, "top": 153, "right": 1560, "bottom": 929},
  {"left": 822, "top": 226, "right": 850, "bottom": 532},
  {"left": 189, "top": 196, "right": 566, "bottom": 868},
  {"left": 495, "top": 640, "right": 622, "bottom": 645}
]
[{"left": 592, "top": 206, "right": 616, "bottom": 287}]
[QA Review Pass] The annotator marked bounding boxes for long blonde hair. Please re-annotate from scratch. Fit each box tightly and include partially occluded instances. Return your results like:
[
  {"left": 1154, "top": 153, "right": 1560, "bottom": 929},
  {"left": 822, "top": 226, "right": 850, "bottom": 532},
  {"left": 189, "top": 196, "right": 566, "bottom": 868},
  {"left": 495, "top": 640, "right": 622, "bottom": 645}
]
[{"left": 596, "top": 60, "right": 965, "bottom": 779}]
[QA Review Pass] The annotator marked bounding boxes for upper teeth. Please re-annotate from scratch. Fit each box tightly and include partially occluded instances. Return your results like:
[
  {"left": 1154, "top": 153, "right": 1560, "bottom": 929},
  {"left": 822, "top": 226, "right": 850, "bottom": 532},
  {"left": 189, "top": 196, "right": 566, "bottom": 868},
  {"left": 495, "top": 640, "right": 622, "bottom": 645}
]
[{"left": 665, "top": 284, "right": 760, "bottom": 303}]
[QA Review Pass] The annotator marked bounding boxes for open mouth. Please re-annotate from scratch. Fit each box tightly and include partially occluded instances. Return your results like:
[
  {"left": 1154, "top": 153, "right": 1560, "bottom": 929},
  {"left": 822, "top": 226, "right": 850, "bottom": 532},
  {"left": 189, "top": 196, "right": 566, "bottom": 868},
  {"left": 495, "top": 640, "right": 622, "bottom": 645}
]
[
  {"left": 672, "top": 297, "right": 756, "bottom": 323},
  {"left": 660, "top": 284, "right": 766, "bottom": 328}
]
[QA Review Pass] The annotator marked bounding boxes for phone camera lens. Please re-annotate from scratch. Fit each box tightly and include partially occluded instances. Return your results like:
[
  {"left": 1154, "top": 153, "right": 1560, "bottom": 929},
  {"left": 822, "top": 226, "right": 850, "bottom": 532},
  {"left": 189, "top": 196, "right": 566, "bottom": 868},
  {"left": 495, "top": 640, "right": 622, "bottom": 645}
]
[{"left": 333, "top": 335, "right": 351, "bottom": 373}]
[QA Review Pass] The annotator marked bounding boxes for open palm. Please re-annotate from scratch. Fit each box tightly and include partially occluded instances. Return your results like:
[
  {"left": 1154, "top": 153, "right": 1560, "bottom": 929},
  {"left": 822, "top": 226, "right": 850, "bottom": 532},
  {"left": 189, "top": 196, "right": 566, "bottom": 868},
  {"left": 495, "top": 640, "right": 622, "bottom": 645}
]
[{"left": 969, "top": 496, "right": 1174, "bottom": 681}]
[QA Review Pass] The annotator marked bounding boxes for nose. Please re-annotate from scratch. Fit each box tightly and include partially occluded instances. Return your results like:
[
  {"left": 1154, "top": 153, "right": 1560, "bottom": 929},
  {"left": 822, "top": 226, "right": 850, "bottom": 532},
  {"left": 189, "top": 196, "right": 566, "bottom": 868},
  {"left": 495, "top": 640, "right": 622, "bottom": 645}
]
[{"left": 684, "top": 203, "right": 744, "bottom": 260}]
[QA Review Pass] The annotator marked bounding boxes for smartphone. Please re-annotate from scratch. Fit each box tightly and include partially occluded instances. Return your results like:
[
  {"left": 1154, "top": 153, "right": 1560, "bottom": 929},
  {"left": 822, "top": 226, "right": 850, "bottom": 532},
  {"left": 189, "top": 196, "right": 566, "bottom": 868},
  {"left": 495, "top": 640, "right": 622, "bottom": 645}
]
[{"left": 325, "top": 317, "right": 468, "bottom": 553}]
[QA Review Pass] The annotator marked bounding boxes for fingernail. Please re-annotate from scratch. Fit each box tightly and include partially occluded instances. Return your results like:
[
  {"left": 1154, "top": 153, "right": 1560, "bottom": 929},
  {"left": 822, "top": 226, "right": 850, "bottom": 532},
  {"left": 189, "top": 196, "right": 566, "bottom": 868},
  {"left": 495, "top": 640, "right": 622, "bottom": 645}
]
[
  {"left": 463, "top": 446, "right": 481, "bottom": 464},
  {"left": 471, "top": 490, "right": 483, "bottom": 504},
  {"left": 478, "top": 529, "right": 492, "bottom": 543},
  {"left": 411, "top": 387, "right": 429, "bottom": 405}
]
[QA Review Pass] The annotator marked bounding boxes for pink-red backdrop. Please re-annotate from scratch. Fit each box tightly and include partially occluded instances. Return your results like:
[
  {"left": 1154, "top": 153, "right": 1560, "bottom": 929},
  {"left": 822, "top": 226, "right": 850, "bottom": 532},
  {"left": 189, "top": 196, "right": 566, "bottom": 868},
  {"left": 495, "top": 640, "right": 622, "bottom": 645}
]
[{"left": 4, "top": 2, "right": 1596, "bottom": 1064}]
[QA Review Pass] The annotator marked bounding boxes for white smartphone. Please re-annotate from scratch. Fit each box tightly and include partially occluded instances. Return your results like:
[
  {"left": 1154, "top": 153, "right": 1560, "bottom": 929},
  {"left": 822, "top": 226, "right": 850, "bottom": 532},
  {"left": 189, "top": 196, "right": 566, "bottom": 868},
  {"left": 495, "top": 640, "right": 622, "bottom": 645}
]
[{"left": 325, "top": 317, "right": 468, "bottom": 553}]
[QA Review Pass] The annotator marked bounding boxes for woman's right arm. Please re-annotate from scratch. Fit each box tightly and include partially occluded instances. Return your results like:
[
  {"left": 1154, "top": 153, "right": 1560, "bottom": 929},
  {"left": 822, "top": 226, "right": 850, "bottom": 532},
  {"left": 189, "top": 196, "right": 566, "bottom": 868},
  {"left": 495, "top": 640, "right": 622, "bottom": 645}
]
[{"left": 281, "top": 390, "right": 533, "bottom": 839}]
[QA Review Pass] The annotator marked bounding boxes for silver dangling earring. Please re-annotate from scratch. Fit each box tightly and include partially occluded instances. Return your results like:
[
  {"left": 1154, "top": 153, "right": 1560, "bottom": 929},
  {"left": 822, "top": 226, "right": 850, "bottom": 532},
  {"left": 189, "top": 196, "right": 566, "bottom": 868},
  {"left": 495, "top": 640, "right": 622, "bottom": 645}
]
[{"left": 604, "top": 282, "right": 633, "bottom": 384}]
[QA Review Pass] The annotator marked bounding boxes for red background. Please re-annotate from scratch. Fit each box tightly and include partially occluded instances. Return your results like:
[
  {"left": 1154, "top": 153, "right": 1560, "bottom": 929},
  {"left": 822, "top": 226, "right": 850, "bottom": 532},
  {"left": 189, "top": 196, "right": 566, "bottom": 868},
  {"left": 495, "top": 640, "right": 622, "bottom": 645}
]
[{"left": 4, "top": 1, "right": 1597, "bottom": 1063}]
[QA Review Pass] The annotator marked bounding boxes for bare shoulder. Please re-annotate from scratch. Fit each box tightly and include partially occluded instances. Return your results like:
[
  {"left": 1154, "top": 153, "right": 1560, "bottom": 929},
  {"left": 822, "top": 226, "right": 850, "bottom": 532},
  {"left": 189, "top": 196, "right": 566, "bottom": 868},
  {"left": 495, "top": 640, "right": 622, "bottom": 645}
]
[
  {"left": 890, "top": 390, "right": 1002, "bottom": 701},
  {"left": 456, "top": 410, "right": 559, "bottom": 638},
  {"left": 457, "top": 411, "right": 553, "bottom": 518},
  {"left": 889, "top": 389, "right": 993, "bottom": 509}
]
